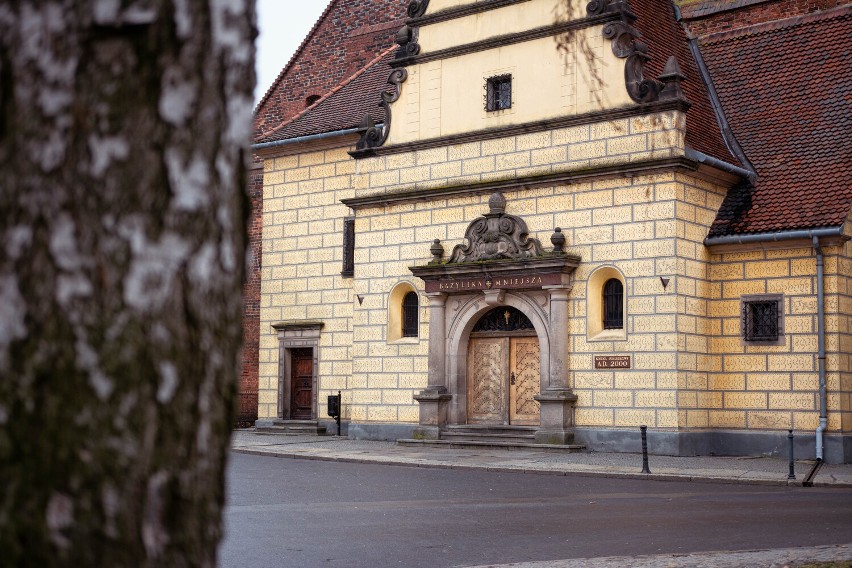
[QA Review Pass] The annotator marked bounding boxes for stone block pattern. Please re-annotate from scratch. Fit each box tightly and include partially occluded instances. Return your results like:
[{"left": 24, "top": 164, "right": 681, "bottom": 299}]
[{"left": 259, "top": 107, "right": 849, "bottom": 436}]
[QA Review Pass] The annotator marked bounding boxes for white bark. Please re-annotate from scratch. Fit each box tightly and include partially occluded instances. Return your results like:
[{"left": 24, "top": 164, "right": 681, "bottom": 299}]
[{"left": 0, "top": 1, "right": 255, "bottom": 565}]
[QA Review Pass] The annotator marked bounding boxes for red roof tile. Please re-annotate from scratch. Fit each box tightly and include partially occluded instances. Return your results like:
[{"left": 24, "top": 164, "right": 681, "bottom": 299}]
[
  {"left": 631, "top": 0, "right": 737, "bottom": 164},
  {"left": 253, "top": 0, "right": 407, "bottom": 140},
  {"left": 258, "top": 48, "right": 396, "bottom": 143},
  {"left": 703, "top": 7, "right": 852, "bottom": 236}
]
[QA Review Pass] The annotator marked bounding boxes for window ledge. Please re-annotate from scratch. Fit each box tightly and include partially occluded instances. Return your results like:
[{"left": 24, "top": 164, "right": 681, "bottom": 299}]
[
  {"left": 388, "top": 337, "right": 420, "bottom": 345},
  {"left": 588, "top": 329, "right": 627, "bottom": 342}
]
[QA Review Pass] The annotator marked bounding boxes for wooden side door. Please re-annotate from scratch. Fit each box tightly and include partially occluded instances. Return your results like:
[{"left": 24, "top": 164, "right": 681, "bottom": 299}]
[
  {"left": 467, "top": 337, "right": 507, "bottom": 424},
  {"left": 290, "top": 348, "right": 313, "bottom": 420},
  {"left": 509, "top": 337, "right": 540, "bottom": 425}
]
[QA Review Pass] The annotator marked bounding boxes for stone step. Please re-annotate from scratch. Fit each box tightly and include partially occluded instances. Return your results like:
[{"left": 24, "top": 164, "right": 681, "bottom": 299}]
[
  {"left": 256, "top": 420, "right": 327, "bottom": 435},
  {"left": 397, "top": 438, "right": 585, "bottom": 452},
  {"left": 441, "top": 431, "right": 536, "bottom": 444}
]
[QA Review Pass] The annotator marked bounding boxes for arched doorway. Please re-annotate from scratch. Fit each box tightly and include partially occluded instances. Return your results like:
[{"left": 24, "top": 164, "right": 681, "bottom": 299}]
[{"left": 467, "top": 307, "right": 541, "bottom": 425}]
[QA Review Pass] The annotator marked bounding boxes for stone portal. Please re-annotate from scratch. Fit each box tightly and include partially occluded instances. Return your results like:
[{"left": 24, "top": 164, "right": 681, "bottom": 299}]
[{"left": 410, "top": 193, "right": 581, "bottom": 444}]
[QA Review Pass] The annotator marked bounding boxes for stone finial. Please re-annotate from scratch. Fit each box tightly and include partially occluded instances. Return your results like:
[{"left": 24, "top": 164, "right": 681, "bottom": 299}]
[
  {"left": 658, "top": 56, "right": 687, "bottom": 102},
  {"left": 430, "top": 239, "right": 444, "bottom": 263},
  {"left": 551, "top": 227, "right": 566, "bottom": 254},
  {"left": 488, "top": 192, "right": 506, "bottom": 215}
]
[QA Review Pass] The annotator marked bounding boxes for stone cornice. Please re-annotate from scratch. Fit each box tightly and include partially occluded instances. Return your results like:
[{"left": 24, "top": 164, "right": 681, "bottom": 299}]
[
  {"left": 407, "top": 0, "right": 533, "bottom": 27},
  {"left": 350, "top": 99, "right": 689, "bottom": 160},
  {"left": 271, "top": 321, "right": 325, "bottom": 331},
  {"left": 410, "top": 255, "right": 581, "bottom": 285},
  {"left": 390, "top": 12, "right": 620, "bottom": 69},
  {"left": 342, "top": 156, "right": 699, "bottom": 210}
]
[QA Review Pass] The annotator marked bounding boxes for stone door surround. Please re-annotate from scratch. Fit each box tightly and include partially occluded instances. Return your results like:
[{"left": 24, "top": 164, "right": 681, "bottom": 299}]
[{"left": 410, "top": 193, "right": 581, "bottom": 444}]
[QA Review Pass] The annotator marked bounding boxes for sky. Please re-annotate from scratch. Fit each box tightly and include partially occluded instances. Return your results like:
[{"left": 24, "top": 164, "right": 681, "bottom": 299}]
[{"left": 255, "top": 0, "right": 329, "bottom": 103}]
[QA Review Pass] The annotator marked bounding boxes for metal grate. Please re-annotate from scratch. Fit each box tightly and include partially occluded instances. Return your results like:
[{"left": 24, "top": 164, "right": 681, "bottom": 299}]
[
  {"left": 402, "top": 292, "right": 419, "bottom": 337},
  {"left": 743, "top": 300, "right": 779, "bottom": 341},
  {"left": 472, "top": 306, "right": 534, "bottom": 332},
  {"left": 603, "top": 278, "right": 623, "bottom": 329},
  {"left": 485, "top": 74, "right": 512, "bottom": 111}
]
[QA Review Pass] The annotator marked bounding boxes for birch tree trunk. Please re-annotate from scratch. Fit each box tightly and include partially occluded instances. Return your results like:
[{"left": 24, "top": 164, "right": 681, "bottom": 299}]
[{"left": 0, "top": 1, "right": 254, "bottom": 565}]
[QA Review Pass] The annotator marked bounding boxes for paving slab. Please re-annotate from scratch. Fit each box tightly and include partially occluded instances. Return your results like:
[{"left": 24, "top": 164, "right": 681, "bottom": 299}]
[
  {"left": 230, "top": 430, "right": 852, "bottom": 487},
  {"left": 463, "top": 543, "right": 852, "bottom": 568}
]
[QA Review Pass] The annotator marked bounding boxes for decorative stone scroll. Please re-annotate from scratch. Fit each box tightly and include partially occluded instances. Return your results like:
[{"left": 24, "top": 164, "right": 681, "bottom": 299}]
[
  {"left": 395, "top": 25, "right": 421, "bottom": 59},
  {"left": 448, "top": 193, "right": 545, "bottom": 262},
  {"left": 355, "top": 69, "right": 408, "bottom": 151},
  {"left": 407, "top": 0, "right": 430, "bottom": 18},
  {"left": 587, "top": 0, "right": 687, "bottom": 105}
]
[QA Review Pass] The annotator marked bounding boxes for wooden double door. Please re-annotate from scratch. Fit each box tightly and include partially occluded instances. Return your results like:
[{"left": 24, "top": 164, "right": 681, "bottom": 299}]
[{"left": 467, "top": 336, "right": 540, "bottom": 425}]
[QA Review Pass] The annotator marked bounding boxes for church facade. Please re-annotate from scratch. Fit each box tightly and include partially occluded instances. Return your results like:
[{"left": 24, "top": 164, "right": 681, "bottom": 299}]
[{"left": 252, "top": 0, "right": 852, "bottom": 462}]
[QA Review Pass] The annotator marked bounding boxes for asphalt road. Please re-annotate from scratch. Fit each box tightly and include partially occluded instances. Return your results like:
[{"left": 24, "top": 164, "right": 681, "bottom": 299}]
[{"left": 219, "top": 452, "right": 852, "bottom": 568}]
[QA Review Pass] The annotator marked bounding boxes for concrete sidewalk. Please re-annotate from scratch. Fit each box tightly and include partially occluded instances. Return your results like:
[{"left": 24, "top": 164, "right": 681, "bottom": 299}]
[{"left": 230, "top": 430, "right": 852, "bottom": 487}]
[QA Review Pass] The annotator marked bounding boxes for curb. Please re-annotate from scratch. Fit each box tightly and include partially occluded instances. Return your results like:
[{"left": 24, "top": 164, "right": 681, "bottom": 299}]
[{"left": 231, "top": 447, "right": 851, "bottom": 488}]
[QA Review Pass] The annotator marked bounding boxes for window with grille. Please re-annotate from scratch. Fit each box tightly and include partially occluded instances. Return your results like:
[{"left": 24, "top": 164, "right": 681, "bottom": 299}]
[
  {"left": 602, "top": 278, "right": 623, "bottom": 330},
  {"left": 402, "top": 292, "right": 419, "bottom": 338},
  {"left": 741, "top": 295, "right": 783, "bottom": 344},
  {"left": 485, "top": 74, "right": 512, "bottom": 112},
  {"left": 341, "top": 216, "right": 355, "bottom": 278}
]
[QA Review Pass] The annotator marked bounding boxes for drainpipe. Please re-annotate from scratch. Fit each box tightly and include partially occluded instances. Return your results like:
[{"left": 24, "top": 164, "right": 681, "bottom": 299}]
[{"left": 813, "top": 236, "right": 827, "bottom": 461}]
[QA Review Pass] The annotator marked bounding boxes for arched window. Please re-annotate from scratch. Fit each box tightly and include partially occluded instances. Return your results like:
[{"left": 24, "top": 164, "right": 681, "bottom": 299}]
[
  {"left": 587, "top": 266, "right": 627, "bottom": 341},
  {"left": 402, "top": 292, "right": 419, "bottom": 337},
  {"left": 305, "top": 94, "right": 321, "bottom": 107},
  {"left": 602, "top": 278, "right": 624, "bottom": 329}
]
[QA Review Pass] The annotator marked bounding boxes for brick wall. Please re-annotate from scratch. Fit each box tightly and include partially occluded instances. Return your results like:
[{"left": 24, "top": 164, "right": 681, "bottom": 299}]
[
  {"left": 253, "top": 0, "right": 407, "bottom": 138},
  {"left": 237, "top": 160, "right": 264, "bottom": 427},
  {"left": 680, "top": 0, "right": 847, "bottom": 36}
]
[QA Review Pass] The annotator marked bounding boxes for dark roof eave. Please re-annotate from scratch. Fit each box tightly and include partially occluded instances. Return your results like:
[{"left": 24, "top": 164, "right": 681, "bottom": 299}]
[{"left": 252, "top": 125, "right": 373, "bottom": 152}]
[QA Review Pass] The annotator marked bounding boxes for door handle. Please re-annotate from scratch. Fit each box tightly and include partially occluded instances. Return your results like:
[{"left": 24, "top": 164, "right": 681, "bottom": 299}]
[{"left": 510, "top": 372, "right": 516, "bottom": 385}]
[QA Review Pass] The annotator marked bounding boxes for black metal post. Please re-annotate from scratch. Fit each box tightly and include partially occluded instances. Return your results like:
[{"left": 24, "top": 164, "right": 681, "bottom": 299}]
[
  {"left": 336, "top": 390, "right": 342, "bottom": 436},
  {"left": 787, "top": 429, "right": 796, "bottom": 480},
  {"left": 640, "top": 425, "right": 651, "bottom": 474}
]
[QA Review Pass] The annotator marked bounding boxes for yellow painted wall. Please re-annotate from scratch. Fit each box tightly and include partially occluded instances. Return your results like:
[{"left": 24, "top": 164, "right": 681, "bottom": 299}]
[
  {"left": 419, "top": 0, "right": 586, "bottom": 54},
  {"left": 388, "top": 14, "right": 632, "bottom": 144}
]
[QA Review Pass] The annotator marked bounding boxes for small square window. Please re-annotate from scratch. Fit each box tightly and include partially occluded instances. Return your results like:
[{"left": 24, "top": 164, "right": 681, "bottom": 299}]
[
  {"left": 485, "top": 74, "right": 512, "bottom": 112},
  {"left": 741, "top": 294, "right": 784, "bottom": 345}
]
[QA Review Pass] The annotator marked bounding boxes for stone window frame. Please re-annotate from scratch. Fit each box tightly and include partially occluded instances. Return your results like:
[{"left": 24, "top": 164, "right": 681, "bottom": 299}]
[
  {"left": 388, "top": 281, "right": 422, "bottom": 343},
  {"left": 587, "top": 265, "right": 627, "bottom": 341},
  {"left": 341, "top": 216, "right": 355, "bottom": 278},
  {"left": 740, "top": 294, "right": 785, "bottom": 346}
]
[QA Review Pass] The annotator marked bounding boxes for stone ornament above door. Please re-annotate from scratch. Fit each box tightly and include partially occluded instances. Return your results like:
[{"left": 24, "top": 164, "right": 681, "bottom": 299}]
[{"left": 410, "top": 193, "right": 581, "bottom": 292}]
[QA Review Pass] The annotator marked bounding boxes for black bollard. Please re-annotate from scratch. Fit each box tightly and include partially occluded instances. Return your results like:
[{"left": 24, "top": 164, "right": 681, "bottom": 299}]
[
  {"left": 336, "top": 390, "right": 342, "bottom": 436},
  {"left": 640, "top": 425, "right": 651, "bottom": 474},
  {"left": 787, "top": 429, "right": 796, "bottom": 480}
]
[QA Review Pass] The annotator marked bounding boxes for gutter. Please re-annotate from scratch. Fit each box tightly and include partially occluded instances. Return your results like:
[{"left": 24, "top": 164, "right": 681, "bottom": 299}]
[
  {"left": 706, "top": 227, "right": 842, "bottom": 464},
  {"left": 251, "top": 126, "right": 367, "bottom": 151},
  {"left": 703, "top": 227, "right": 844, "bottom": 248},
  {"left": 684, "top": 147, "right": 755, "bottom": 182}
]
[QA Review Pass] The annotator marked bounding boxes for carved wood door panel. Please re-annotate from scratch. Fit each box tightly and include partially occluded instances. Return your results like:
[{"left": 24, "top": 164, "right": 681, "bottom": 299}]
[
  {"left": 509, "top": 337, "right": 540, "bottom": 425},
  {"left": 467, "top": 338, "right": 506, "bottom": 423},
  {"left": 468, "top": 336, "right": 540, "bottom": 425},
  {"left": 290, "top": 348, "right": 313, "bottom": 420}
]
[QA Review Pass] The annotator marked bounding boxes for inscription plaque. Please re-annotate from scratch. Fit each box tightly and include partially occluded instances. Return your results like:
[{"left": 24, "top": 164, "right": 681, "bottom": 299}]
[
  {"left": 424, "top": 273, "right": 563, "bottom": 293},
  {"left": 594, "top": 355, "right": 631, "bottom": 369}
]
